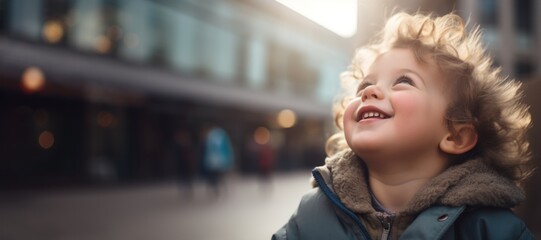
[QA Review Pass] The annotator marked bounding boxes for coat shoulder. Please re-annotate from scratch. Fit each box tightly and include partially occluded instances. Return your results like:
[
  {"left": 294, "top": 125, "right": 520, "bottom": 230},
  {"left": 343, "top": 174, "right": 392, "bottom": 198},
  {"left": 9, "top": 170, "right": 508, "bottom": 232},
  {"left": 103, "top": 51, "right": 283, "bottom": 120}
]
[
  {"left": 446, "top": 207, "right": 534, "bottom": 240},
  {"left": 272, "top": 188, "right": 356, "bottom": 240}
]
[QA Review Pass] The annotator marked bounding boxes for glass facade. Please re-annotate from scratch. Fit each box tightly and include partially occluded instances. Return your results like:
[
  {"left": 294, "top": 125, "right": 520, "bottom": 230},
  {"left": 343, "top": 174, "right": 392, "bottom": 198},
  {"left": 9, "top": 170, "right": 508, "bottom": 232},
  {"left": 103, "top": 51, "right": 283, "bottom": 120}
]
[
  {"left": 514, "top": 0, "right": 535, "bottom": 76},
  {"left": 477, "top": 0, "right": 536, "bottom": 77},
  {"left": 0, "top": 0, "right": 352, "bottom": 187},
  {"left": 1, "top": 0, "right": 349, "bottom": 103}
]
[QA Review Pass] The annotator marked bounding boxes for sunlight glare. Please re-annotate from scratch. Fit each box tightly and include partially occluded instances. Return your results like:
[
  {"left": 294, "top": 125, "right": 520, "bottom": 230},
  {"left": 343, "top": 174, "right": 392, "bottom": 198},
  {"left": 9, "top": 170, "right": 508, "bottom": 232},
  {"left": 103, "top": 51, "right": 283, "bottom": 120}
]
[{"left": 275, "top": 0, "right": 357, "bottom": 38}]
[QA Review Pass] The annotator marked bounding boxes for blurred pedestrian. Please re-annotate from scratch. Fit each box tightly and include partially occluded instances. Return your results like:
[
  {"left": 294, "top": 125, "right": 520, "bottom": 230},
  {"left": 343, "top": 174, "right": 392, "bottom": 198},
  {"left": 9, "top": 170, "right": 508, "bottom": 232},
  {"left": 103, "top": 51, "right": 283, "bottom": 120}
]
[
  {"left": 258, "top": 142, "right": 274, "bottom": 194},
  {"left": 202, "top": 124, "right": 233, "bottom": 199}
]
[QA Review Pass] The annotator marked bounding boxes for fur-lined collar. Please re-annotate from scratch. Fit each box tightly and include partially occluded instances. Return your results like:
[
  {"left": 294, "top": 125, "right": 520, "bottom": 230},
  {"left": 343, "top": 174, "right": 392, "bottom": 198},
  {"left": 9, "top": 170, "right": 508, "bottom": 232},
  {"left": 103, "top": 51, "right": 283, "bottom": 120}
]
[{"left": 320, "top": 150, "right": 525, "bottom": 216}]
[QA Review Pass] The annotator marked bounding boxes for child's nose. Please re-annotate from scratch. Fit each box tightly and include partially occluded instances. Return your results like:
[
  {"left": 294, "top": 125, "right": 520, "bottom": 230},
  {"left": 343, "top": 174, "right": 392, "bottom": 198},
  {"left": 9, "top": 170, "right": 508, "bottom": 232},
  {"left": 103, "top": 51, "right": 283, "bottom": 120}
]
[{"left": 361, "top": 85, "right": 384, "bottom": 101}]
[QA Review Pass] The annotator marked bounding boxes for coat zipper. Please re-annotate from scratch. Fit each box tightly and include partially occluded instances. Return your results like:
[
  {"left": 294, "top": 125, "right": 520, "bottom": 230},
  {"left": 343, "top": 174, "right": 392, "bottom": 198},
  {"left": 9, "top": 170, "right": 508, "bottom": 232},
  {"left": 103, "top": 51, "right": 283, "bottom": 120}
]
[
  {"left": 312, "top": 169, "right": 372, "bottom": 240},
  {"left": 378, "top": 213, "right": 393, "bottom": 240}
]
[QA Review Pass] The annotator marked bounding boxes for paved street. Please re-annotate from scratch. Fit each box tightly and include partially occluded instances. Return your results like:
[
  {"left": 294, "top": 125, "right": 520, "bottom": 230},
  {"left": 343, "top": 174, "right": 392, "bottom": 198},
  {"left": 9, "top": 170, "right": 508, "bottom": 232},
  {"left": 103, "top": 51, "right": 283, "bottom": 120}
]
[{"left": 0, "top": 172, "right": 312, "bottom": 240}]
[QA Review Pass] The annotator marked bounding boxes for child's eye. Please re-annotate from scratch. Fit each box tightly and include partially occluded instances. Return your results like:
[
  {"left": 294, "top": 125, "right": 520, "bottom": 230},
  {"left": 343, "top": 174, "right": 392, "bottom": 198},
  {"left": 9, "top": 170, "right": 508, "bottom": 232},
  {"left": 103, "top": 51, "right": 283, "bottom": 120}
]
[{"left": 394, "top": 75, "right": 414, "bottom": 86}]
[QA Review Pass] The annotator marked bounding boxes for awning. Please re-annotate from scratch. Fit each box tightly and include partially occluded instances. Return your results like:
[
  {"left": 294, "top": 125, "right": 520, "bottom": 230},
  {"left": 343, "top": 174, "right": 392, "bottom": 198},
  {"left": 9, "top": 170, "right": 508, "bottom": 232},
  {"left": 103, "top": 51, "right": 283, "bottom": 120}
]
[{"left": 0, "top": 37, "right": 331, "bottom": 118}]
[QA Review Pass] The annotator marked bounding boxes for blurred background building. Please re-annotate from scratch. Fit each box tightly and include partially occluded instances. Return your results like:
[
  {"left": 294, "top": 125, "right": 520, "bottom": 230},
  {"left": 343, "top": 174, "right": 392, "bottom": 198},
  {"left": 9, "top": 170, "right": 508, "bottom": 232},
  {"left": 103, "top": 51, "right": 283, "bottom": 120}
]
[
  {"left": 0, "top": 0, "right": 358, "bottom": 188},
  {"left": 1, "top": 0, "right": 541, "bottom": 238}
]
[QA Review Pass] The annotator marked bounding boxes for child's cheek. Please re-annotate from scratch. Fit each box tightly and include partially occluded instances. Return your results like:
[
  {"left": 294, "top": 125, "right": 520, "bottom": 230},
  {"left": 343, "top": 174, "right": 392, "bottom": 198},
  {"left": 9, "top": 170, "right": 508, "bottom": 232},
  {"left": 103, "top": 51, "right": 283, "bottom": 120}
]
[
  {"left": 343, "top": 98, "right": 360, "bottom": 127},
  {"left": 391, "top": 93, "right": 425, "bottom": 127}
]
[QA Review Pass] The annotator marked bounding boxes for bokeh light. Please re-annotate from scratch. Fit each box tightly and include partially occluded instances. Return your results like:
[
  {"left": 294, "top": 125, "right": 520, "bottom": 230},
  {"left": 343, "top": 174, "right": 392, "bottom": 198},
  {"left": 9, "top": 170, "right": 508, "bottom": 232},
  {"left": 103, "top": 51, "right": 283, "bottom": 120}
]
[
  {"left": 38, "top": 131, "right": 55, "bottom": 149},
  {"left": 95, "top": 36, "right": 112, "bottom": 54},
  {"left": 277, "top": 109, "right": 296, "bottom": 128},
  {"left": 21, "top": 67, "right": 46, "bottom": 93},
  {"left": 254, "top": 127, "right": 271, "bottom": 145},
  {"left": 42, "top": 20, "right": 64, "bottom": 43}
]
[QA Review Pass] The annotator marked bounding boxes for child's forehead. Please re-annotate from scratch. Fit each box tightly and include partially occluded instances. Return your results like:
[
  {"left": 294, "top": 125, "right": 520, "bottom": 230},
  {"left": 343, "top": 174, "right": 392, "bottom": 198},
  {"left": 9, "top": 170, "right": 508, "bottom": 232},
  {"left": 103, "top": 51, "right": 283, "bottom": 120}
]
[
  {"left": 365, "top": 48, "right": 440, "bottom": 79},
  {"left": 360, "top": 48, "right": 450, "bottom": 92}
]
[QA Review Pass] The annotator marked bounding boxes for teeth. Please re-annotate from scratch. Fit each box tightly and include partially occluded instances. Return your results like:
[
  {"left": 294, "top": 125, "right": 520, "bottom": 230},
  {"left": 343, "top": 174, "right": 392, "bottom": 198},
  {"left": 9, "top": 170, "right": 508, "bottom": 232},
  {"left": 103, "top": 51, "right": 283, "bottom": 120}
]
[{"left": 361, "top": 111, "right": 387, "bottom": 120}]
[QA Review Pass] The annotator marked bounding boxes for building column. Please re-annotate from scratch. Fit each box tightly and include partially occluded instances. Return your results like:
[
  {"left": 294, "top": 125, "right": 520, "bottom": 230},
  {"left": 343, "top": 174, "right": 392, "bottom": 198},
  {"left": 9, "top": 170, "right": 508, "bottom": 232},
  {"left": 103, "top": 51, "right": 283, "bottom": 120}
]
[
  {"left": 498, "top": 0, "right": 514, "bottom": 77},
  {"left": 536, "top": 0, "right": 541, "bottom": 77},
  {"left": 457, "top": 0, "right": 479, "bottom": 30}
]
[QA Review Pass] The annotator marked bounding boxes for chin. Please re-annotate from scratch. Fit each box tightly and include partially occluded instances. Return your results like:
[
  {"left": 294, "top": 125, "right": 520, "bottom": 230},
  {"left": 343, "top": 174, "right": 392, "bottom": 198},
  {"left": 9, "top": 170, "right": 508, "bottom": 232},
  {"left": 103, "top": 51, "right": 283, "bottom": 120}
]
[{"left": 346, "top": 138, "right": 386, "bottom": 155}]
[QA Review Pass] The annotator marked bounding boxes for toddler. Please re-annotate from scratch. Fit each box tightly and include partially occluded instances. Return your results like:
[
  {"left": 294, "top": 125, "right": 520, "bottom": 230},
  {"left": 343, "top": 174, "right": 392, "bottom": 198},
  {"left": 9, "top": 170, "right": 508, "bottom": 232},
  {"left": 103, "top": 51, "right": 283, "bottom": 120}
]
[{"left": 273, "top": 12, "right": 534, "bottom": 240}]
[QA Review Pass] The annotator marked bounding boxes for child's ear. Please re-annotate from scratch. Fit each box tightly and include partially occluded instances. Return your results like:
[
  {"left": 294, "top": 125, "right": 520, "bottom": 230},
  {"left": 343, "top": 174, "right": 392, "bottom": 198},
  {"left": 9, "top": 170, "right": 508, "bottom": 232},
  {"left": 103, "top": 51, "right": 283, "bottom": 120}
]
[{"left": 439, "top": 123, "right": 478, "bottom": 155}]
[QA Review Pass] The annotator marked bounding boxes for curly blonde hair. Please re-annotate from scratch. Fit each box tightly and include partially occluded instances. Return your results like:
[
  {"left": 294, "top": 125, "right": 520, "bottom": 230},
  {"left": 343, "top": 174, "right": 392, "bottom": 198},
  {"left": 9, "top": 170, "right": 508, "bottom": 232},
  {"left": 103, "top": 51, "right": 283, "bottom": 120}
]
[{"left": 327, "top": 12, "right": 533, "bottom": 183}]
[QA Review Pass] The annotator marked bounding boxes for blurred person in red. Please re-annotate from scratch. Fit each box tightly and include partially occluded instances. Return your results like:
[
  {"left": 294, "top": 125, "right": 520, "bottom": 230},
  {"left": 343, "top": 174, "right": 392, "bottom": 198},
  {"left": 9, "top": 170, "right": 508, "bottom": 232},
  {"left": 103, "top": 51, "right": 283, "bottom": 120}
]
[{"left": 258, "top": 142, "right": 275, "bottom": 194}]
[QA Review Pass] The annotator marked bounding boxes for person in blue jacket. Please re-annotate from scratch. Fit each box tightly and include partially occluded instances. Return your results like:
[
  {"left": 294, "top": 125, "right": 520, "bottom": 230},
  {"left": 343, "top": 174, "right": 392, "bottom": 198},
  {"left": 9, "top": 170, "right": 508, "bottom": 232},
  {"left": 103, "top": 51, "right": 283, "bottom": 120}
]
[
  {"left": 202, "top": 125, "right": 233, "bottom": 198},
  {"left": 273, "top": 12, "right": 534, "bottom": 239}
]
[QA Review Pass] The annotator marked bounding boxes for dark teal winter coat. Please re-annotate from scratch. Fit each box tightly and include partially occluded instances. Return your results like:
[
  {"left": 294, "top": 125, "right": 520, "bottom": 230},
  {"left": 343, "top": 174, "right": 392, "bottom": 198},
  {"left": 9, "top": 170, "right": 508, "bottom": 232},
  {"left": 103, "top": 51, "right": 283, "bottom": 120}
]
[{"left": 272, "top": 151, "right": 534, "bottom": 240}]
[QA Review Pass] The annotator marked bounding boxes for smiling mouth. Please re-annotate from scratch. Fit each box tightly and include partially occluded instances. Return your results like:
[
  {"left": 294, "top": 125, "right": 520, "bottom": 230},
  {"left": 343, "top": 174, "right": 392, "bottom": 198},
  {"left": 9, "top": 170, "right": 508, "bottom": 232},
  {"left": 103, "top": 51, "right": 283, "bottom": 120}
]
[{"left": 357, "top": 110, "right": 391, "bottom": 122}]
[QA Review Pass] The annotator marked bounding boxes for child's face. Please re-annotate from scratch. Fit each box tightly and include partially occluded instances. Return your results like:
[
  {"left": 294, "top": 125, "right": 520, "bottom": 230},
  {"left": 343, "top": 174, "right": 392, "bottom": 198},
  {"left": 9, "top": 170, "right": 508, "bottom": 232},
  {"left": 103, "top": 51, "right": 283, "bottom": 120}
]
[{"left": 343, "top": 48, "right": 450, "bottom": 160}]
